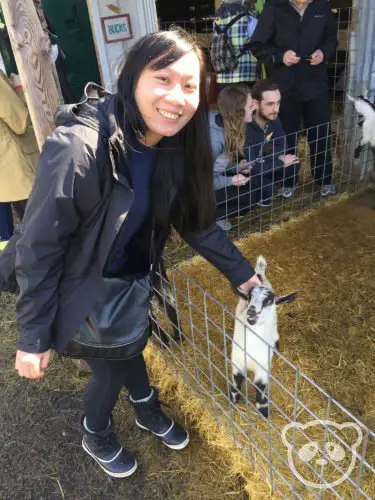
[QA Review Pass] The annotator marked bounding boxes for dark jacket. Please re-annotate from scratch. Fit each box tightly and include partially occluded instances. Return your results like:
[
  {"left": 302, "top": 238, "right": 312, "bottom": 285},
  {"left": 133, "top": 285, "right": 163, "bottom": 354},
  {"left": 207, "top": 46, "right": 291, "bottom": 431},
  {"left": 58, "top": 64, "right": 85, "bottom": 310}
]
[
  {"left": 245, "top": 117, "right": 286, "bottom": 174},
  {"left": 249, "top": 0, "right": 337, "bottom": 99},
  {"left": 1, "top": 84, "right": 255, "bottom": 354}
]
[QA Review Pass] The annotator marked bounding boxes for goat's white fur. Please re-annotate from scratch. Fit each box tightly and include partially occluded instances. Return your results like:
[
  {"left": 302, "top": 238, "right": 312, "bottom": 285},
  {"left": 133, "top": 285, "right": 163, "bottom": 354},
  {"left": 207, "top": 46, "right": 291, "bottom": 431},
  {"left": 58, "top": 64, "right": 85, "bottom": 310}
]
[
  {"left": 231, "top": 256, "right": 279, "bottom": 413},
  {"left": 347, "top": 94, "right": 375, "bottom": 153}
]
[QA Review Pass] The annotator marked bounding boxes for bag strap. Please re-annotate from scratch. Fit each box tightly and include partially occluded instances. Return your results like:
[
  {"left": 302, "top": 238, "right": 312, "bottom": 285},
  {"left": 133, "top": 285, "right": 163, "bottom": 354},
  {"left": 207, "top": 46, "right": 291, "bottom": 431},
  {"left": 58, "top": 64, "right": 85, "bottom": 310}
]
[
  {"left": 214, "top": 10, "right": 248, "bottom": 35},
  {"left": 239, "top": 11, "right": 259, "bottom": 56}
]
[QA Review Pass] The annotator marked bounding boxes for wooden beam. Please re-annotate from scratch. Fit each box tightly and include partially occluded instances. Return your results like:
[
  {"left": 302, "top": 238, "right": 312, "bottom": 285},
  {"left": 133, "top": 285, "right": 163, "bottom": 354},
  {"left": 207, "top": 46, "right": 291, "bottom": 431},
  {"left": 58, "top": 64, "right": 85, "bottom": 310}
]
[{"left": 0, "top": 0, "right": 61, "bottom": 149}]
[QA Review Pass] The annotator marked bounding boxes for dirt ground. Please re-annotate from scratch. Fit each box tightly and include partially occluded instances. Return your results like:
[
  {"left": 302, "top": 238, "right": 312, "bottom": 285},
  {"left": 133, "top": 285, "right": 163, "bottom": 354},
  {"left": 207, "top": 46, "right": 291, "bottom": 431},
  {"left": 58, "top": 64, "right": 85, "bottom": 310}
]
[{"left": 0, "top": 290, "right": 247, "bottom": 500}]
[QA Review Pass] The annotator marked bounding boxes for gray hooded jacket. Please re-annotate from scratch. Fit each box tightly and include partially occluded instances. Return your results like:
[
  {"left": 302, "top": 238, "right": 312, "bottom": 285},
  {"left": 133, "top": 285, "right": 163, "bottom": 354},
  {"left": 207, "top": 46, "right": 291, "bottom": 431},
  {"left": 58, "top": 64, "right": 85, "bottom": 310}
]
[{"left": 209, "top": 110, "right": 237, "bottom": 190}]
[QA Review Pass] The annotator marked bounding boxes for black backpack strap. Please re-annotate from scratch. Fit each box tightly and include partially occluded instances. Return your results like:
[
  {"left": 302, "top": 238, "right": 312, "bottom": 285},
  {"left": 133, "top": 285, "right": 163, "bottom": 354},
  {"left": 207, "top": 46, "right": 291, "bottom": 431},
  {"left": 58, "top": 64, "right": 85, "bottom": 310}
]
[{"left": 214, "top": 10, "right": 248, "bottom": 35}]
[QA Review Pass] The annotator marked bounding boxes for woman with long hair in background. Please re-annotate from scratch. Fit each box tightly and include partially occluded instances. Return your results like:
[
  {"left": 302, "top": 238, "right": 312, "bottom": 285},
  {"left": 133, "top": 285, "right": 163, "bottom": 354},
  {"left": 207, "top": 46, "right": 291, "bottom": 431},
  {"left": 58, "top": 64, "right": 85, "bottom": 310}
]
[{"left": 210, "top": 84, "right": 260, "bottom": 230}]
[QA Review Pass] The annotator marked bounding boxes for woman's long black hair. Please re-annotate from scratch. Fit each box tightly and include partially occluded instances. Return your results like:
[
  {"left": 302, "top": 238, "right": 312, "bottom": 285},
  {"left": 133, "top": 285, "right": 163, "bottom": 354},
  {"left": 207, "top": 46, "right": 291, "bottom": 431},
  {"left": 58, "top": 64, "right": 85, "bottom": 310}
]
[{"left": 116, "top": 30, "right": 215, "bottom": 236}]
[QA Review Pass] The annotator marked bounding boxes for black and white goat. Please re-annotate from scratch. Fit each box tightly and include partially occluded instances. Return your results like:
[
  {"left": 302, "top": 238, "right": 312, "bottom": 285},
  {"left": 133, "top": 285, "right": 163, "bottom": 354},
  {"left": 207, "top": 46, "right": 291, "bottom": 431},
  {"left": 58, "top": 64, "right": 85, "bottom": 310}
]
[
  {"left": 347, "top": 94, "right": 375, "bottom": 159},
  {"left": 230, "top": 256, "right": 298, "bottom": 417}
]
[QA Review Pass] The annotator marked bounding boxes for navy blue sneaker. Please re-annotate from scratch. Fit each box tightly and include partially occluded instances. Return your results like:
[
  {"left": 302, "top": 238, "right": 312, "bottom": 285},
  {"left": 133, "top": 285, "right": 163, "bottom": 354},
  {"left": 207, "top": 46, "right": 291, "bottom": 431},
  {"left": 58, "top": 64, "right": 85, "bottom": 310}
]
[
  {"left": 81, "top": 416, "right": 137, "bottom": 478},
  {"left": 129, "top": 388, "right": 189, "bottom": 450}
]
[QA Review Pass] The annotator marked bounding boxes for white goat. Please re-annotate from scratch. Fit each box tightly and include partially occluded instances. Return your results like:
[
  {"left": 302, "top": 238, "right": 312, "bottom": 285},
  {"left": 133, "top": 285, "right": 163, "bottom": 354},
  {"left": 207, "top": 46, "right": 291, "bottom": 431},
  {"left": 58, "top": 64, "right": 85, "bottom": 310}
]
[
  {"left": 230, "top": 256, "right": 298, "bottom": 417},
  {"left": 347, "top": 94, "right": 375, "bottom": 159}
]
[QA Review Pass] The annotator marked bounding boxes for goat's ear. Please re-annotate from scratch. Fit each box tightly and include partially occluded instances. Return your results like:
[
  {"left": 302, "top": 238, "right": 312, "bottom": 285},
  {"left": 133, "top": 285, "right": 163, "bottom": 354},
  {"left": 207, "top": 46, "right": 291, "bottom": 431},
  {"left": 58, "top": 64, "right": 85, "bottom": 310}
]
[
  {"left": 232, "top": 285, "right": 250, "bottom": 301},
  {"left": 275, "top": 290, "right": 299, "bottom": 306},
  {"left": 346, "top": 93, "right": 356, "bottom": 103}
]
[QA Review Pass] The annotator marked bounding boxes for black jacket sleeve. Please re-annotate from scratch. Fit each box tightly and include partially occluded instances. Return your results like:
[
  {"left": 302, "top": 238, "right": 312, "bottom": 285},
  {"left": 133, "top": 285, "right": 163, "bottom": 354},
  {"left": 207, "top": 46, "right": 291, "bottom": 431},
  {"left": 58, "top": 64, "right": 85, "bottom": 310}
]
[
  {"left": 319, "top": 8, "right": 338, "bottom": 61},
  {"left": 249, "top": 5, "right": 284, "bottom": 66},
  {"left": 178, "top": 223, "right": 255, "bottom": 287},
  {"left": 15, "top": 130, "right": 95, "bottom": 353}
]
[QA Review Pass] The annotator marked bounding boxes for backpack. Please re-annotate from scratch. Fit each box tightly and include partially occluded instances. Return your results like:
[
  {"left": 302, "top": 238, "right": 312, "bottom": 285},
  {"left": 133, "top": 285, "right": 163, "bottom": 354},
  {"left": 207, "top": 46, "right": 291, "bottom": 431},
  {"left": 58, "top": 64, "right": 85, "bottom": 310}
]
[{"left": 210, "top": 10, "right": 254, "bottom": 73}]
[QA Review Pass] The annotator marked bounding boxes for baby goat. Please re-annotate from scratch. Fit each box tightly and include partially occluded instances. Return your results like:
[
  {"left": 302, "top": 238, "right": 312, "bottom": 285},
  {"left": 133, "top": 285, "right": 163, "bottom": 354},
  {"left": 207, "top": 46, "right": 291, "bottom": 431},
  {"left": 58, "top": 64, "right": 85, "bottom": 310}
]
[
  {"left": 347, "top": 94, "right": 375, "bottom": 159},
  {"left": 230, "top": 256, "right": 298, "bottom": 417}
]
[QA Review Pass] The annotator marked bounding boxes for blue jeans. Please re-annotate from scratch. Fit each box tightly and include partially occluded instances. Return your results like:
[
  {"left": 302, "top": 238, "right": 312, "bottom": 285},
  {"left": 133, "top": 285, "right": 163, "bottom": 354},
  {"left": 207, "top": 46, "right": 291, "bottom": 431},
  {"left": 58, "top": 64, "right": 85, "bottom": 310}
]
[{"left": 0, "top": 202, "right": 13, "bottom": 241}]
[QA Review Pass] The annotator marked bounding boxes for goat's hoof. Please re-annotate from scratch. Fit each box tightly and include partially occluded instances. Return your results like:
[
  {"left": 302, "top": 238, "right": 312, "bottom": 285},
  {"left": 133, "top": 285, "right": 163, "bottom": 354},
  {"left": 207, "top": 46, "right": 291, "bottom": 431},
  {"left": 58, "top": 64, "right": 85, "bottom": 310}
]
[
  {"left": 173, "top": 327, "right": 183, "bottom": 342},
  {"left": 230, "top": 390, "right": 241, "bottom": 404},
  {"left": 257, "top": 406, "right": 269, "bottom": 418}
]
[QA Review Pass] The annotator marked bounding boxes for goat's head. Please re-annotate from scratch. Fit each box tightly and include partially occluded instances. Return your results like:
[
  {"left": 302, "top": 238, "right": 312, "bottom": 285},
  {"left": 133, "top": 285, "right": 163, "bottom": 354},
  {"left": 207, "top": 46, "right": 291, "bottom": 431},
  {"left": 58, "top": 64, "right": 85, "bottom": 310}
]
[
  {"left": 235, "top": 286, "right": 299, "bottom": 326},
  {"left": 347, "top": 93, "right": 375, "bottom": 117},
  {"left": 246, "top": 286, "right": 275, "bottom": 325}
]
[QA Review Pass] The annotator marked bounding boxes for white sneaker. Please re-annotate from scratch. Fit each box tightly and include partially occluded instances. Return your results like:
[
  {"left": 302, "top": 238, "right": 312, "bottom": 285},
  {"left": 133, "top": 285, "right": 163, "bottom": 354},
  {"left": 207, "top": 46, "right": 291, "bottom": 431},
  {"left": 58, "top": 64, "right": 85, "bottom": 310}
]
[
  {"left": 278, "top": 187, "right": 293, "bottom": 198},
  {"left": 216, "top": 219, "right": 232, "bottom": 231},
  {"left": 320, "top": 184, "right": 337, "bottom": 196}
]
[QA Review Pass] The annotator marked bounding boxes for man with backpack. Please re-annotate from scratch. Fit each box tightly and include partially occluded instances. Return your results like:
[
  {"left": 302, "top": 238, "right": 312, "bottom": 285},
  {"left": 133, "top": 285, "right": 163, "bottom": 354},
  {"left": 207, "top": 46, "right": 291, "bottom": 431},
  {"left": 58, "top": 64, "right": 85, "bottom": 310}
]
[{"left": 211, "top": 0, "right": 262, "bottom": 90}]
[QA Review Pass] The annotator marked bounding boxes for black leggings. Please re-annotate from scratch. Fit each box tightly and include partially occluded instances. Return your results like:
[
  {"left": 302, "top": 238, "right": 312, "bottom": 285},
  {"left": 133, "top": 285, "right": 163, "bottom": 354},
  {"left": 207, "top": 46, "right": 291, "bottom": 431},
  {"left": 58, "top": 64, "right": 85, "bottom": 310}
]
[{"left": 84, "top": 353, "right": 151, "bottom": 432}]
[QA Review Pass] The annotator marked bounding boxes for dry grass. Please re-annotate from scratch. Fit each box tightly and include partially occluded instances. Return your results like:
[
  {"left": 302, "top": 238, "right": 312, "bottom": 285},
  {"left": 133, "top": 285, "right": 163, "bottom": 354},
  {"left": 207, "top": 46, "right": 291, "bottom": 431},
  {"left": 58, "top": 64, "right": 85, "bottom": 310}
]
[{"left": 151, "top": 190, "right": 375, "bottom": 498}]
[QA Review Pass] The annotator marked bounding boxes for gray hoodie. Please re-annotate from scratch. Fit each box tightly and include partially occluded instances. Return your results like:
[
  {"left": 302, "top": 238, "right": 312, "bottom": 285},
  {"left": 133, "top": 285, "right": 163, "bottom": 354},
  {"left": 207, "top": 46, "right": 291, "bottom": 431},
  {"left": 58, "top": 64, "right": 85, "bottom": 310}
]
[{"left": 209, "top": 110, "right": 236, "bottom": 190}]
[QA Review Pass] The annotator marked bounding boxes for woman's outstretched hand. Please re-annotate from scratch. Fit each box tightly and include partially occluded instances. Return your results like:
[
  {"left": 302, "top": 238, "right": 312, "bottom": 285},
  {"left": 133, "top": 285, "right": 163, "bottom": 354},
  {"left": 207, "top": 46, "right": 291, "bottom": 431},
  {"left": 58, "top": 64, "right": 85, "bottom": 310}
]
[
  {"left": 15, "top": 350, "right": 51, "bottom": 379},
  {"left": 239, "top": 273, "right": 262, "bottom": 295}
]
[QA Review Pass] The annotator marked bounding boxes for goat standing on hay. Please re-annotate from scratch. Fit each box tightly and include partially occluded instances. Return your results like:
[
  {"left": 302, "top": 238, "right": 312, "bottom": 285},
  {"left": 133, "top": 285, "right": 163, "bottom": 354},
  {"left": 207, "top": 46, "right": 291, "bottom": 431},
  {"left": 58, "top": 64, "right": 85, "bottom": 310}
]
[
  {"left": 347, "top": 94, "right": 375, "bottom": 159},
  {"left": 230, "top": 256, "right": 298, "bottom": 417}
]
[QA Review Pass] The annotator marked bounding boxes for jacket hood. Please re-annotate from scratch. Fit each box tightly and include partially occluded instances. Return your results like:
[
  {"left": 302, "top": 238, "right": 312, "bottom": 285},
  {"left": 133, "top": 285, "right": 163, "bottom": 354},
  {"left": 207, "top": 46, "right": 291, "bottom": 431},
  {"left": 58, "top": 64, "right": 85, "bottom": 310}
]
[
  {"left": 54, "top": 83, "right": 115, "bottom": 138},
  {"left": 209, "top": 109, "right": 224, "bottom": 131}
]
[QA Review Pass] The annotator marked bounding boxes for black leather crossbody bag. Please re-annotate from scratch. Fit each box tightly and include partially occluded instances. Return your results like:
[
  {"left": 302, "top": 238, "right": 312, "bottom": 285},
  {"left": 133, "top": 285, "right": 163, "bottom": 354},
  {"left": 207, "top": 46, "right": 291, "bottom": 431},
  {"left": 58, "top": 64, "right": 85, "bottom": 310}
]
[{"left": 62, "top": 273, "right": 153, "bottom": 360}]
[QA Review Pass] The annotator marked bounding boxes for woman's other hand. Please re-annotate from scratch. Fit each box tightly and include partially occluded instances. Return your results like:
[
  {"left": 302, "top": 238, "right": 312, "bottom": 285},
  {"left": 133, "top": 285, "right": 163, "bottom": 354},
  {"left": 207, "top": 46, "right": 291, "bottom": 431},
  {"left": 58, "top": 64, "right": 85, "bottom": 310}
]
[{"left": 15, "top": 349, "right": 51, "bottom": 379}]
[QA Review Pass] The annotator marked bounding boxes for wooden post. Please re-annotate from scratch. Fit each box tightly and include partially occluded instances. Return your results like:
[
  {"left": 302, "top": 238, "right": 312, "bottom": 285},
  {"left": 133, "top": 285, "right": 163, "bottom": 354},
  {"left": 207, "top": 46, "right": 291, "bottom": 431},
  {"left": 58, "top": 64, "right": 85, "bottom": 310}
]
[{"left": 0, "top": 0, "right": 61, "bottom": 149}]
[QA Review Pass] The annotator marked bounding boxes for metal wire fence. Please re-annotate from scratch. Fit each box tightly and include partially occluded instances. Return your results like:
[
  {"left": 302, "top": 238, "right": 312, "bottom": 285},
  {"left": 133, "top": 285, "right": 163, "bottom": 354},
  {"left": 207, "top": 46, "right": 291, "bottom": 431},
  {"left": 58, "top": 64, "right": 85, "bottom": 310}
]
[
  {"left": 150, "top": 265, "right": 375, "bottom": 498},
  {"left": 164, "top": 110, "right": 374, "bottom": 266},
  {"left": 214, "top": 112, "right": 374, "bottom": 235}
]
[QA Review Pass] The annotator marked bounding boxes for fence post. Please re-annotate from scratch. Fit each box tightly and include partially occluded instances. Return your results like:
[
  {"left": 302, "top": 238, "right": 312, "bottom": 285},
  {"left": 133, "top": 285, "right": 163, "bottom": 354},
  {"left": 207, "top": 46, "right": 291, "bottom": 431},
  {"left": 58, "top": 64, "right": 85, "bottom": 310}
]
[{"left": 0, "top": 0, "right": 61, "bottom": 149}]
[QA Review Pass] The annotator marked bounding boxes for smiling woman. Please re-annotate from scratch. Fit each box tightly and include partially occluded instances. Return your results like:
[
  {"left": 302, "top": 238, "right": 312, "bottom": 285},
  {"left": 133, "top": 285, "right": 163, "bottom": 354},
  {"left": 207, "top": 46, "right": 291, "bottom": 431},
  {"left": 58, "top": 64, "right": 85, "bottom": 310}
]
[
  {"left": 3, "top": 29, "right": 262, "bottom": 481},
  {"left": 134, "top": 51, "right": 200, "bottom": 145},
  {"left": 116, "top": 30, "right": 215, "bottom": 235}
]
